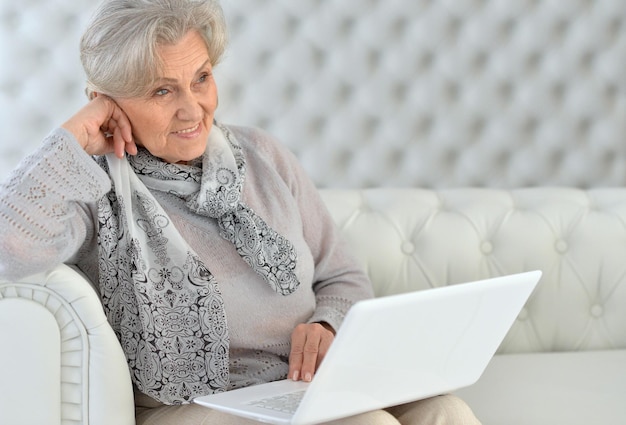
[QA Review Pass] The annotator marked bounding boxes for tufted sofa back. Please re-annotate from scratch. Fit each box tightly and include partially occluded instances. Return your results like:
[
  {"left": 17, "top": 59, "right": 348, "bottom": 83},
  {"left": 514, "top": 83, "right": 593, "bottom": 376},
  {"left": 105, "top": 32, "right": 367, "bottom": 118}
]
[
  {"left": 320, "top": 187, "right": 626, "bottom": 353},
  {"left": 1, "top": 0, "right": 625, "bottom": 188}
]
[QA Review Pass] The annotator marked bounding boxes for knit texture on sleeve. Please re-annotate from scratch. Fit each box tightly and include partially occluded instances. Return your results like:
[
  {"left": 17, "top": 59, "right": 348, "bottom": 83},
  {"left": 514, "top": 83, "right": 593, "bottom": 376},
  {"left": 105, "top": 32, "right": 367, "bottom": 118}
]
[{"left": 0, "top": 128, "right": 110, "bottom": 279}]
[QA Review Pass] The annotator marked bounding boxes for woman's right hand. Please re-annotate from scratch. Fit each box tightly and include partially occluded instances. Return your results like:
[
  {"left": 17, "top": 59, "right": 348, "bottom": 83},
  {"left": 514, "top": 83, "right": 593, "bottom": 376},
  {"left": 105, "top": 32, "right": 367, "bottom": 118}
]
[{"left": 61, "top": 95, "right": 137, "bottom": 158}]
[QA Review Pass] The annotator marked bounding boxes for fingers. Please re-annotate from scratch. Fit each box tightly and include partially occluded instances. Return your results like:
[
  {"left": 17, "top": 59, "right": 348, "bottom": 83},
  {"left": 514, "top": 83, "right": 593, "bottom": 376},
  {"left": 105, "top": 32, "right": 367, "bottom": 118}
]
[
  {"left": 101, "top": 97, "right": 136, "bottom": 158},
  {"left": 112, "top": 126, "right": 126, "bottom": 159},
  {"left": 62, "top": 94, "right": 136, "bottom": 158},
  {"left": 103, "top": 118, "right": 136, "bottom": 159},
  {"left": 107, "top": 99, "right": 134, "bottom": 145},
  {"left": 289, "top": 323, "right": 334, "bottom": 382}
]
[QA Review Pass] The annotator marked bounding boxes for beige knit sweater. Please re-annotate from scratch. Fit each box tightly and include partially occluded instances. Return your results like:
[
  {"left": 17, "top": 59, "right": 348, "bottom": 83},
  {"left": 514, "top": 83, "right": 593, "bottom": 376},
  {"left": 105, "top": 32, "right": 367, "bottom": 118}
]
[{"left": 0, "top": 124, "right": 374, "bottom": 391}]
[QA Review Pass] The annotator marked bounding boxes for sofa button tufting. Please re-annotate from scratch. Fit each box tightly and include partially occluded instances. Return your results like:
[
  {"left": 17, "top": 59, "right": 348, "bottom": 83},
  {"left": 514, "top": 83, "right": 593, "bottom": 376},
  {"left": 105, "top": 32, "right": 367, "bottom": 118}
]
[
  {"left": 555, "top": 239, "right": 569, "bottom": 253},
  {"left": 590, "top": 304, "right": 604, "bottom": 317},
  {"left": 480, "top": 241, "right": 493, "bottom": 254},
  {"left": 401, "top": 241, "right": 415, "bottom": 255}
]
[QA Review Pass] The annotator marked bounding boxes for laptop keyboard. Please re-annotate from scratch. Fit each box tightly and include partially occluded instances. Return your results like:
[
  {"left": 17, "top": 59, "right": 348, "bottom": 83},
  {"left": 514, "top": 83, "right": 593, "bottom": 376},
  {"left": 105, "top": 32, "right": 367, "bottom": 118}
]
[{"left": 246, "top": 390, "right": 306, "bottom": 414}]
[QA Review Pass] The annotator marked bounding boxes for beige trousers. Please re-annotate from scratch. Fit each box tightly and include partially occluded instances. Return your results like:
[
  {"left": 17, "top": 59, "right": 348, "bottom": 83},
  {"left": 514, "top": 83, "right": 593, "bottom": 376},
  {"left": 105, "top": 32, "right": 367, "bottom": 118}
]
[{"left": 135, "top": 390, "right": 482, "bottom": 425}]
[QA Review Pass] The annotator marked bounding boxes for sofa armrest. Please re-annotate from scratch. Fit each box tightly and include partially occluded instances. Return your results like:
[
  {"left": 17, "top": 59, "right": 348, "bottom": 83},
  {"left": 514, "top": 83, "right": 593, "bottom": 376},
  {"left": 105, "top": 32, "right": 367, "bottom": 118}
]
[{"left": 0, "top": 264, "right": 134, "bottom": 425}]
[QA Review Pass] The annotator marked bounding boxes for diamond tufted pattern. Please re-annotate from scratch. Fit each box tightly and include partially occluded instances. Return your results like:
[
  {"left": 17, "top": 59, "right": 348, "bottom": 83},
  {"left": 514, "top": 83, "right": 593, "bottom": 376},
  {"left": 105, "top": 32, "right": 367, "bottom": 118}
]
[
  {"left": 320, "top": 187, "right": 626, "bottom": 353},
  {"left": 1, "top": 185, "right": 625, "bottom": 424},
  {"left": 2, "top": 2, "right": 625, "bottom": 422},
  {"left": 1, "top": 0, "right": 625, "bottom": 188}
]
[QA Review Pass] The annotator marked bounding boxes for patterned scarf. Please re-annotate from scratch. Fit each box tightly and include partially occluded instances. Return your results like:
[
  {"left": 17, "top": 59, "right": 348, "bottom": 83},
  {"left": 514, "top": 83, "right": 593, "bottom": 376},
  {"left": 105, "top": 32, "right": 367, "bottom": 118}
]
[{"left": 96, "top": 122, "right": 300, "bottom": 405}]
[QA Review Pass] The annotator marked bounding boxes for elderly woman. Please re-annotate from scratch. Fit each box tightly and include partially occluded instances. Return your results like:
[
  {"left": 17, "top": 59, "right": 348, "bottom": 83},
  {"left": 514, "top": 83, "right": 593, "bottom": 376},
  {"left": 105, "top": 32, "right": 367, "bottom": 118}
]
[{"left": 0, "top": 0, "right": 481, "bottom": 424}]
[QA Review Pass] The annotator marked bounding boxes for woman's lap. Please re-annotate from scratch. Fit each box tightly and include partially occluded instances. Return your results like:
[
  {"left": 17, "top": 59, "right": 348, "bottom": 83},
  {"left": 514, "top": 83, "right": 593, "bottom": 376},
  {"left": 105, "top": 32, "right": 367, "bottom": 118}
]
[
  {"left": 135, "top": 390, "right": 481, "bottom": 425},
  {"left": 385, "top": 394, "right": 482, "bottom": 425}
]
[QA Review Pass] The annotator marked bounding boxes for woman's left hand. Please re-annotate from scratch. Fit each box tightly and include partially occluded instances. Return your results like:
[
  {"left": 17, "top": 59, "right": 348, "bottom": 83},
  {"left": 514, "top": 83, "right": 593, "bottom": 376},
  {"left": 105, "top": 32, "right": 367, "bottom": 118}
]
[{"left": 288, "top": 322, "right": 335, "bottom": 382}]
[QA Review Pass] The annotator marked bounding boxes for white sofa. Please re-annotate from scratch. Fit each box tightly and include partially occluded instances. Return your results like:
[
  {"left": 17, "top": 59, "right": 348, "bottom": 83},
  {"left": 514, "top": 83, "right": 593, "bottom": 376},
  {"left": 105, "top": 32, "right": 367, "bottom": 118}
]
[
  {"left": 1, "top": 187, "right": 625, "bottom": 425},
  {"left": 1, "top": 1, "right": 625, "bottom": 424}
]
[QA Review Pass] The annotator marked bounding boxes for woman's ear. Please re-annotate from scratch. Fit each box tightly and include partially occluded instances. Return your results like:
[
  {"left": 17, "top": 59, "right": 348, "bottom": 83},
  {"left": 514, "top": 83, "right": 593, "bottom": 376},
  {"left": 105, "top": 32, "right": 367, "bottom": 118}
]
[{"left": 85, "top": 88, "right": 99, "bottom": 101}]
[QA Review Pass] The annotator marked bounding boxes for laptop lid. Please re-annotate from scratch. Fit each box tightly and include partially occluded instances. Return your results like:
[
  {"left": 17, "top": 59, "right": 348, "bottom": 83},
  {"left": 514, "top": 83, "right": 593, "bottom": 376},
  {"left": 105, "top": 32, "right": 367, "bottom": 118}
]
[{"left": 195, "top": 270, "right": 541, "bottom": 424}]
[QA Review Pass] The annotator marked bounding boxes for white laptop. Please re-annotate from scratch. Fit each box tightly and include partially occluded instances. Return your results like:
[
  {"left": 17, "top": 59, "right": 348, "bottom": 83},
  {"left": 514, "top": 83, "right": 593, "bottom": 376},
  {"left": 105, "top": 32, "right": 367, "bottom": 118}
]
[{"left": 194, "top": 270, "right": 541, "bottom": 424}]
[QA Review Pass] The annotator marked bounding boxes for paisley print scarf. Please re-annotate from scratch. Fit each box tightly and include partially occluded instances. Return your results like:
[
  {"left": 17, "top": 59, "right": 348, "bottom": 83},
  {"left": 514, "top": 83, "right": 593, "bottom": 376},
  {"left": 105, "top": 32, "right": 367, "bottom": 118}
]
[{"left": 97, "top": 122, "right": 300, "bottom": 405}]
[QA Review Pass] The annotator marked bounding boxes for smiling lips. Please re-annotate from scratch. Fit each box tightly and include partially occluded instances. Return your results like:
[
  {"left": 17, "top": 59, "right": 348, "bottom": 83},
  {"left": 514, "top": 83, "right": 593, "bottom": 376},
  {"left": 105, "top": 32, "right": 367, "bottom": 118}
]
[
  {"left": 172, "top": 123, "right": 202, "bottom": 140},
  {"left": 173, "top": 123, "right": 201, "bottom": 136}
]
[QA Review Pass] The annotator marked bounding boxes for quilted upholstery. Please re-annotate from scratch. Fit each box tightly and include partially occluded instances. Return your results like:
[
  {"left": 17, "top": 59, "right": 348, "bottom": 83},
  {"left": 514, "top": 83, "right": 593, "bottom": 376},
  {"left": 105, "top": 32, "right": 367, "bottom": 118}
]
[
  {"left": 1, "top": 0, "right": 625, "bottom": 423},
  {"left": 320, "top": 188, "right": 626, "bottom": 353},
  {"left": 1, "top": 0, "right": 625, "bottom": 188},
  {"left": 1, "top": 187, "right": 625, "bottom": 425}
]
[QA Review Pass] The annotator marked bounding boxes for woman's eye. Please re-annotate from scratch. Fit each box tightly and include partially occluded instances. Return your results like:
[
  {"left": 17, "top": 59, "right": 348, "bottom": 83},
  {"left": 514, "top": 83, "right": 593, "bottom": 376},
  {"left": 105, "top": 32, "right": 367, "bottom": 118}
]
[
  {"left": 155, "top": 88, "right": 169, "bottom": 96},
  {"left": 198, "top": 72, "right": 210, "bottom": 83}
]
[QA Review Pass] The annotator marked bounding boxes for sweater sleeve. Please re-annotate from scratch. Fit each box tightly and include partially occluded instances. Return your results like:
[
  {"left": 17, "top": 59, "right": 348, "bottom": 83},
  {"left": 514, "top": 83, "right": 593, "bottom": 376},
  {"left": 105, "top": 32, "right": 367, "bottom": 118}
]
[
  {"left": 238, "top": 126, "right": 375, "bottom": 331},
  {"left": 295, "top": 165, "right": 375, "bottom": 331},
  {"left": 0, "top": 128, "right": 111, "bottom": 280}
]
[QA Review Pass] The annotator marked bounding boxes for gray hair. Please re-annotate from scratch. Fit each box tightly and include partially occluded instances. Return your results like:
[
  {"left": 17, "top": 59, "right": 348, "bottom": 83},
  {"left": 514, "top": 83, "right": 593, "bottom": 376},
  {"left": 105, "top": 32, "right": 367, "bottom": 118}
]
[{"left": 81, "top": 0, "right": 228, "bottom": 99}]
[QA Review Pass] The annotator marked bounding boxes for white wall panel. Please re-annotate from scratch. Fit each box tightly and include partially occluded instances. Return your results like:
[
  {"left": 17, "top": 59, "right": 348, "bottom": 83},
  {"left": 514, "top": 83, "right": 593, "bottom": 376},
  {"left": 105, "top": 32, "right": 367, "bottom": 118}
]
[{"left": 1, "top": 0, "right": 625, "bottom": 188}]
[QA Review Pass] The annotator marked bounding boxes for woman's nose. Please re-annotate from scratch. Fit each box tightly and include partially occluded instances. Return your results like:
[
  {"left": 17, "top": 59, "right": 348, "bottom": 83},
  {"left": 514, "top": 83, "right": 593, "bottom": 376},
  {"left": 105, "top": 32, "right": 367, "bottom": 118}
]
[{"left": 176, "top": 91, "right": 204, "bottom": 122}]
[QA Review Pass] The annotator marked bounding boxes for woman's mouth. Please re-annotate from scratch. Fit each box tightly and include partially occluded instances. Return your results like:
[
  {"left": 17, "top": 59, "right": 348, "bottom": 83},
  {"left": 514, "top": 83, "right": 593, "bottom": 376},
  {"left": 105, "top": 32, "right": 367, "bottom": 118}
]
[
  {"left": 172, "top": 123, "right": 202, "bottom": 139},
  {"left": 174, "top": 124, "right": 200, "bottom": 134}
]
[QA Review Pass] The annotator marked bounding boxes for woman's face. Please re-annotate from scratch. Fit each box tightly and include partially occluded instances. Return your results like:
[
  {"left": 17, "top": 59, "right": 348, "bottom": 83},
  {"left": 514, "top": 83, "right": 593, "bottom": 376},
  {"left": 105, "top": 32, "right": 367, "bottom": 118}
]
[{"left": 114, "top": 31, "right": 217, "bottom": 164}]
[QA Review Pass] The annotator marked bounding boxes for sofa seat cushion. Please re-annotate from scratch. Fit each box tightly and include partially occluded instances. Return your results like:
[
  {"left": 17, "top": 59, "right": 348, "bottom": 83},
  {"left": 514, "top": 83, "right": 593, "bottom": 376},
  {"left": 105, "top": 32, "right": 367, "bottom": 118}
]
[{"left": 455, "top": 349, "right": 626, "bottom": 425}]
